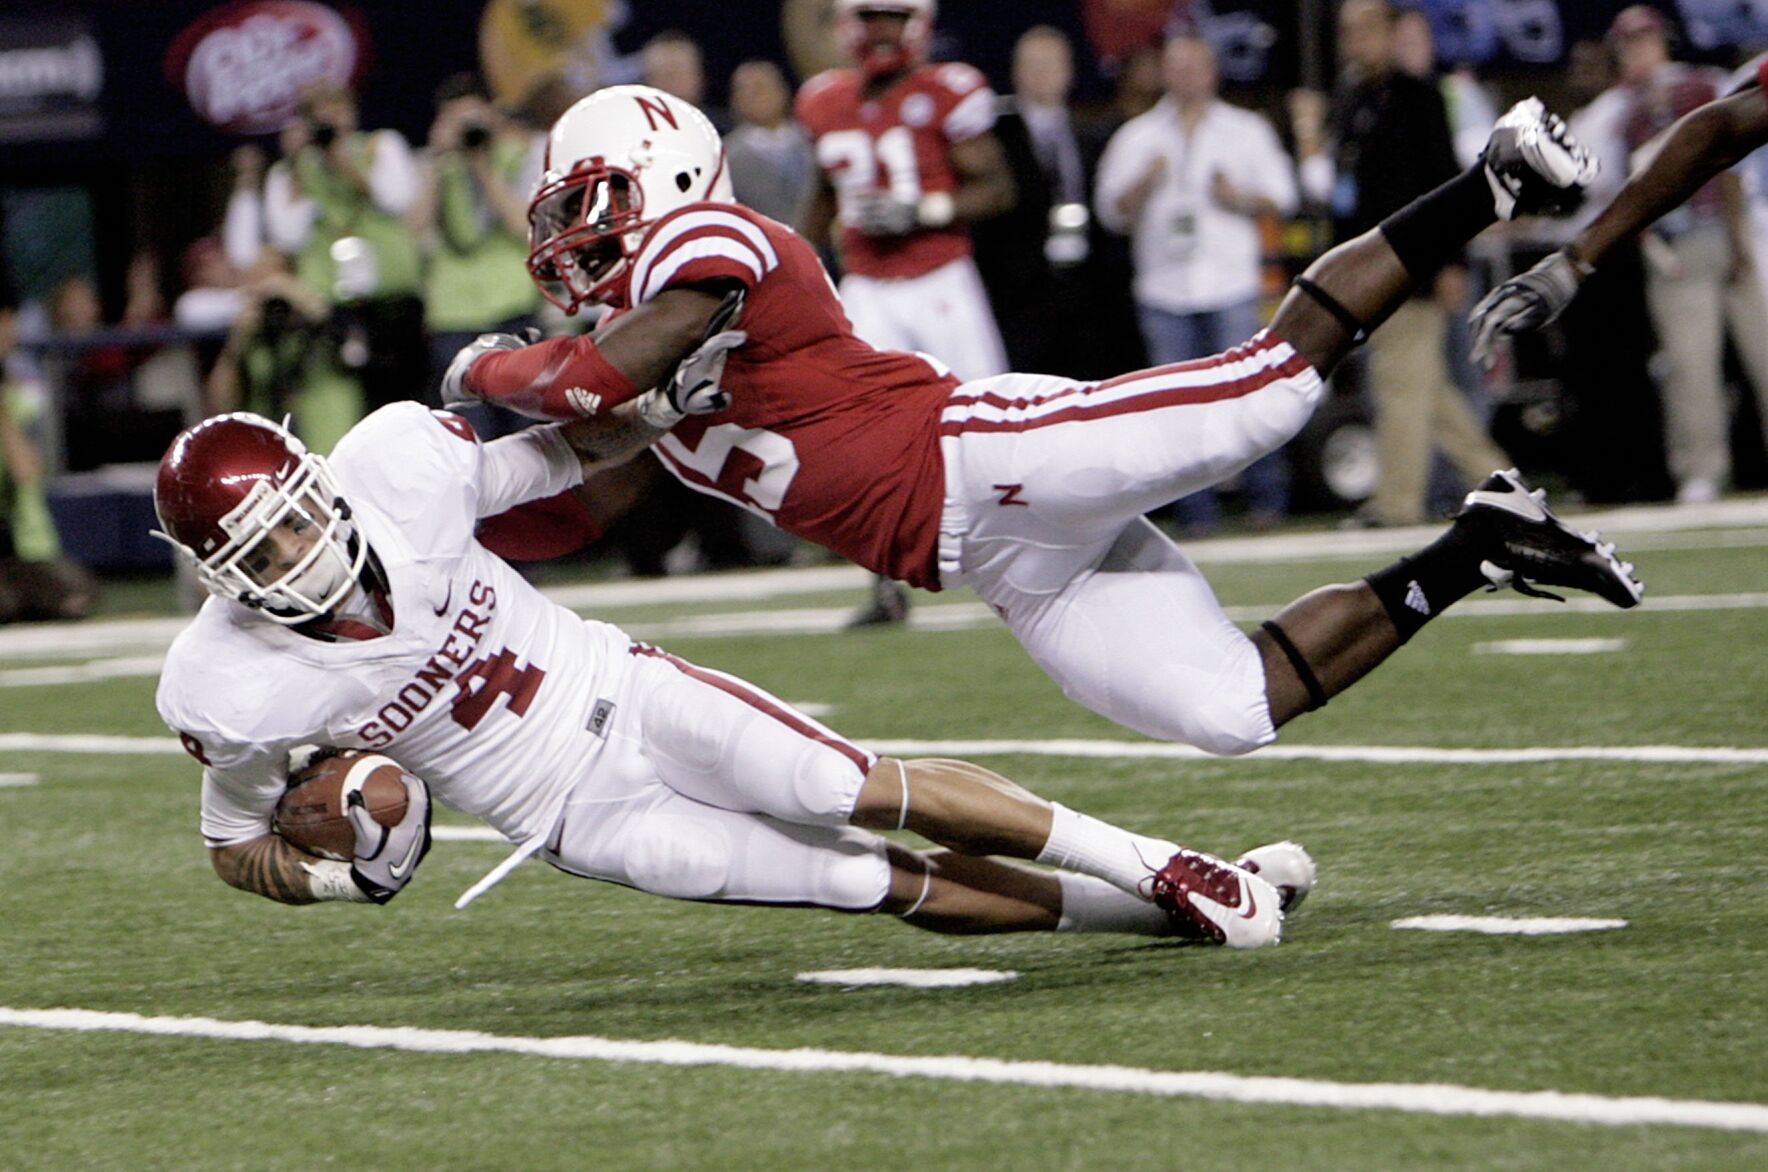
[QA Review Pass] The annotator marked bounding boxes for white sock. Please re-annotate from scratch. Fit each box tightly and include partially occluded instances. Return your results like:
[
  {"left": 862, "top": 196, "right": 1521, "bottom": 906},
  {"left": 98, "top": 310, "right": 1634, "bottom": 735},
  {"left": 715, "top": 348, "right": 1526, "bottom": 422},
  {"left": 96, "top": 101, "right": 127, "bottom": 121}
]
[
  {"left": 1036, "top": 803, "right": 1178, "bottom": 896},
  {"left": 1055, "top": 872, "right": 1171, "bottom": 935}
]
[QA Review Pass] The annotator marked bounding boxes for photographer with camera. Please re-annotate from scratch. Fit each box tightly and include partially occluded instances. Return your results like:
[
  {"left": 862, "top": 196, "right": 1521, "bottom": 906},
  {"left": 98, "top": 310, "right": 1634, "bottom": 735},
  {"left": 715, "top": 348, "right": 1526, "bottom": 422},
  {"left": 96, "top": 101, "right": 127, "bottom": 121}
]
[
  {"left": 263, "top": 81, "right": 425, "bottom": 417},
  {"left": 410, "top": 74, "right": 543, "bottom": 439}
]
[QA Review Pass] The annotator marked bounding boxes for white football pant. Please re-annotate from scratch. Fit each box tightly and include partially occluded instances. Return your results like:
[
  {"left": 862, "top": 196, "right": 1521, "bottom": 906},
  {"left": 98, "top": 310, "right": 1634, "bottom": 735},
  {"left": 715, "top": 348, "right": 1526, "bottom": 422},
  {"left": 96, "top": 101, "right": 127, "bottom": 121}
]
[
  {"left": 839, "top": 255, "right": 1009, "bottom": 382},
  {"left": 936, "top": 331, "right": 1325, "bottom": 754}
]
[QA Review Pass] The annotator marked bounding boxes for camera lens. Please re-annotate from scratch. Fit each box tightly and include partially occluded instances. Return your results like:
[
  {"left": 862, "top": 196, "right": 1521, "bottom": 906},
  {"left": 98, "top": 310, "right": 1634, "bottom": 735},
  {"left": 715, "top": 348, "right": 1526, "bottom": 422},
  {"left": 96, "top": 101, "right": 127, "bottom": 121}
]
[
  {"left": 311, "top": 122, "right": 337, "bottom": 148},
  {"left": 461, "top": 122, "right": 491, "bottom": 150}
]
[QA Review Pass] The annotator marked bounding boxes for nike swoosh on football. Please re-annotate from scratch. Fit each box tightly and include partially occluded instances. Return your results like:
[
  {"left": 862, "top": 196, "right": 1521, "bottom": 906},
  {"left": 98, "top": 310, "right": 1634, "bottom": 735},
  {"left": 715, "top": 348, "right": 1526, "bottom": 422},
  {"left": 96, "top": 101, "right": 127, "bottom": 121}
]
[
  {"left": 433, "top": 585, "right": 454, "bottom": 616},
  {"left": 387, "top": 833, "right": 424, "bottom": 880}
]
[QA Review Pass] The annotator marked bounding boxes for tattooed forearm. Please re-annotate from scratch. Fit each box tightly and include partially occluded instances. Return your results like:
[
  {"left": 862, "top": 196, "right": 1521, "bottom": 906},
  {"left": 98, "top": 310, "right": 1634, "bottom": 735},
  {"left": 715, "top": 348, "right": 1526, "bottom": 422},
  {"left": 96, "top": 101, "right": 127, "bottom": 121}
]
[
  {"left": 210, "top": 835, "right": 322, "bottom": 905},
  {"left": 560, "top": 405, "right": 663, "bottom": 471}
]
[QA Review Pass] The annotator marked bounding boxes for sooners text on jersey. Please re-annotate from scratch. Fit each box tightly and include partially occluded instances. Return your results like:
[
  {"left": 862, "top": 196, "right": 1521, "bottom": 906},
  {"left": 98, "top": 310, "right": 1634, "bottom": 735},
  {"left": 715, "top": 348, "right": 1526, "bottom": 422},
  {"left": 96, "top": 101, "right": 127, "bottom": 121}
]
[{"left": 795, "top": 62, "right": 996, "bottom": 280}]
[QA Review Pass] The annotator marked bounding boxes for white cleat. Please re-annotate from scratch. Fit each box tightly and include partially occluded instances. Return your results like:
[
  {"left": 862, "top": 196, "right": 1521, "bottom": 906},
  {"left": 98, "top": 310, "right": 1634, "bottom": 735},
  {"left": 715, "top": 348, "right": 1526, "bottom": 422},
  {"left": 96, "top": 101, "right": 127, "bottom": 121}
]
[
  {"left": 1234, "top": 841, "right": 1318, "bottom": 913},
  {"left": 1150, "top": 848, "right": 1284, "bottom": 949}
]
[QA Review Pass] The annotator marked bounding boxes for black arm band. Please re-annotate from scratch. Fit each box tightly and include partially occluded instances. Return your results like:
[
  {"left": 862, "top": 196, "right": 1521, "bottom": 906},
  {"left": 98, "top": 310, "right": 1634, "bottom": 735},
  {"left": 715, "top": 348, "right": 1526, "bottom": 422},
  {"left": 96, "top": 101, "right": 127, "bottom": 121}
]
[
  {"left": 1291, "top": 276, "right": 1368, "bottom": 345},
  {"left": 1260, "top": 620, "right": 1329, "bottom": 712}
]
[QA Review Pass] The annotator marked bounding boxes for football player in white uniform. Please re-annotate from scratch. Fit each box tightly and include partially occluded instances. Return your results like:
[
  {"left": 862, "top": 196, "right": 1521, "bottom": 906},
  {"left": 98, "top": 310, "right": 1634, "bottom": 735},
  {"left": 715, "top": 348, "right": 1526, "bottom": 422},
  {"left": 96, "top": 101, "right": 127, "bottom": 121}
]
[{"left": 153, "top": 363, "right": 1313, "bottom": 948}]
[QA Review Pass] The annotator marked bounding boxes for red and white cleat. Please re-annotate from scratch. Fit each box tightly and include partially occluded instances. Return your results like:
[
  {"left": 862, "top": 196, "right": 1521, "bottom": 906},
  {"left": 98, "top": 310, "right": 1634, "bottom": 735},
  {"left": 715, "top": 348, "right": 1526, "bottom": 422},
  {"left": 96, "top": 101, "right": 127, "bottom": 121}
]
[
  {"left": 1234, "top": 841, "right": 1317, "bottom": 913},
  {"left": 1150, "top": 849, "right": 1283, "bottom": 949}
]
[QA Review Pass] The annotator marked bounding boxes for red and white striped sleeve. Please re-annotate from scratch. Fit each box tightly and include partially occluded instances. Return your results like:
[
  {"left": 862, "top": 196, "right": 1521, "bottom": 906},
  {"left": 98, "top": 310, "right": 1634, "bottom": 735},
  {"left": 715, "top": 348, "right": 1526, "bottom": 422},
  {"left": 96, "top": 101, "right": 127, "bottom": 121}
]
[{"left": 626, "top": 204, "right": 781, "bottom": 307}]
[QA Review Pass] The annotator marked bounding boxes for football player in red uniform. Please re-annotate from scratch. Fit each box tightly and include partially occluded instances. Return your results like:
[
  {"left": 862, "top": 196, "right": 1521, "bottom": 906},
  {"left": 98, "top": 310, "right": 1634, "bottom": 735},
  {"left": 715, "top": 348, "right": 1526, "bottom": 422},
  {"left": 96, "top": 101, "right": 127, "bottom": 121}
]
[
  {"left": 1473, "top": 60, "right": 1768, "bottom": 360},
  {"left": 798, "top": 0, "right": 1016, "bottom": 625},
  {"left": 446, "top": 85, "right": 1642, "bottom": 764}
]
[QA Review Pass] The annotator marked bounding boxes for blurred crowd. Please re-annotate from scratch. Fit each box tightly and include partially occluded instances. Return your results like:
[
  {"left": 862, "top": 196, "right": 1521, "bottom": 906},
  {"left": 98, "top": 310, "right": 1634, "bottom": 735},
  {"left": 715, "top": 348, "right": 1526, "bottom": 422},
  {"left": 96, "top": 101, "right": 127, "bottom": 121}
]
[{"left": 4, "top": 2, "right": 1768, "bottom": 622}]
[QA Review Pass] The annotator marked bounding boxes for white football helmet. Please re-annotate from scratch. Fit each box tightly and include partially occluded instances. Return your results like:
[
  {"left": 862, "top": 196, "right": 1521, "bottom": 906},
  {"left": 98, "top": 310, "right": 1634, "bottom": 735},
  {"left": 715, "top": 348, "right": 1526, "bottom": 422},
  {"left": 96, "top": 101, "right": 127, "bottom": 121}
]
[
  {"left": 153, "top": 413, "right": 367, "bottom": 625},
  {"left": 836, "top": 0, "right": 936, "bottom": 77},
  {"left": 527, "top": 84, "right": 733, "bottom": 314}
]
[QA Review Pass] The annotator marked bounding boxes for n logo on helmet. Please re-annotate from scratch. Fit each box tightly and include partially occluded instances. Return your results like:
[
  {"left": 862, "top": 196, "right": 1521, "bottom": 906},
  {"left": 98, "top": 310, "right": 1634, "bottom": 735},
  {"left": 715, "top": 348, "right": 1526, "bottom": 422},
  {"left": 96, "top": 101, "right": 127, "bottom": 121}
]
[{"left": 635, "top": 94, "right": 679, "bottom": 132}]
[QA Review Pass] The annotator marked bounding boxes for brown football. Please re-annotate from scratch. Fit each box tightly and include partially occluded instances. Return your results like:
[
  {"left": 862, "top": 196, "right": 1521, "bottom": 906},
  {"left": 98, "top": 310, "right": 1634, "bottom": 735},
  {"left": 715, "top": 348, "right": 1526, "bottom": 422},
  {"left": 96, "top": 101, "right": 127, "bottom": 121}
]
[{"left": 275, "top": 752, "right": 409, "bottom": 861}]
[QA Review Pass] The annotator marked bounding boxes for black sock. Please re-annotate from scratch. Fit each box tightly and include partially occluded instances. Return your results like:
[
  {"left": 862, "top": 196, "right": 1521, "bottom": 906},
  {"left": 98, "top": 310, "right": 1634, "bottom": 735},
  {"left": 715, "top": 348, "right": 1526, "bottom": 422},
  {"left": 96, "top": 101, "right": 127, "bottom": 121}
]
[
  {"left": 1364, "top": 522, "right": 1490, "bottom": 642},
  {"left": 1378, "top": 166, "right": 1497, "bottom": 280}
]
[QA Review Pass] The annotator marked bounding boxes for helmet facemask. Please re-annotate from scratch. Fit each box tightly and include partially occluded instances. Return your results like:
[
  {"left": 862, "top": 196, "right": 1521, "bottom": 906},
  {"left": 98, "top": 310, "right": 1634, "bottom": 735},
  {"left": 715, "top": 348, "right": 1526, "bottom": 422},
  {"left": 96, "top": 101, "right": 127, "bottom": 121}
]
[
  {"left": 158, "top": 445, "right": 366, "bottom": 625},
  {"left": 528, "top": 163, "right": 643, "bottom": 314}
]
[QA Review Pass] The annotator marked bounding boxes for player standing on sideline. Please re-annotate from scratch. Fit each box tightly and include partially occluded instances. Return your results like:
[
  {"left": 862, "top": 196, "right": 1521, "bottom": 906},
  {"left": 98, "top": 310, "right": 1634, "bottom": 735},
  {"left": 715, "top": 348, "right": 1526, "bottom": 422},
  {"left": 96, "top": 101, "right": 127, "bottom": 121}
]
[
  {"left": 152, "top": 401, "right": 1314, "bottom": 947},
  {"left": 1472, "top": 62, "right": 1768, "bottom": 362},
  {"left": 446, "top": 85, "right": 1643, "bottom": 763},
  {"left": 797, "top": 0, "right": 1017, "bottom": 626}
]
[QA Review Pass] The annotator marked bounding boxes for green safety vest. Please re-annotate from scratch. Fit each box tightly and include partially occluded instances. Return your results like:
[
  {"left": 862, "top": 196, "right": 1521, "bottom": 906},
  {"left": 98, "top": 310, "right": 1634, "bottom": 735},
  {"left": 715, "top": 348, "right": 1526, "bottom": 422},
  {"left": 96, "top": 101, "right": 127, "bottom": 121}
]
[
  {"left": 424, "top": 138, "right": 541, "bottom": 330},
  {"left": 0, "top": 383, "right": 61, "bottom": 562},
  {"left": 290, "top": 134, "right": 423, "bottom": 302}
]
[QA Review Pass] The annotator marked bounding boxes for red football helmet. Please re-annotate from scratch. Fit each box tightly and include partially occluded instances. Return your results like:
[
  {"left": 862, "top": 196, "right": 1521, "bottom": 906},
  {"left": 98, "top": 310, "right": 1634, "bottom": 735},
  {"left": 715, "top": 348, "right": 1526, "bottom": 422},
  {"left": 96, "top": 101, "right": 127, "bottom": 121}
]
[
  {"left": 153, "top": 413, "right": 366, "bottom": 624},
  {"left": 836, "top": 0, "right": 935, "bottom": 78}
]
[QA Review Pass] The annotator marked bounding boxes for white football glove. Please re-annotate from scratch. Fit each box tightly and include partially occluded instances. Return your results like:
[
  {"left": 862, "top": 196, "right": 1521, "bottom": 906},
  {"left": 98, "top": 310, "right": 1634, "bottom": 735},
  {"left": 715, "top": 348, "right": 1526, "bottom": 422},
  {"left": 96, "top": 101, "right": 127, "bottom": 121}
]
[
  {"left": 848, "top": 191, "right": 920, "bottom": 237},
  {"left": 1481, "top": 97, "right": 1598, "bottom": 221},
  {"left": 1468, "top": 249, "right": 1590, "bottom": 368},
  {"left": 635, "top": 290, "right": 749, "bottom": 430},
  {"left": 441, "top": 328, "right": 541, "bottom": 408},
  {"left": 344, "top": 766, "right": 432, "bottom": 904}
]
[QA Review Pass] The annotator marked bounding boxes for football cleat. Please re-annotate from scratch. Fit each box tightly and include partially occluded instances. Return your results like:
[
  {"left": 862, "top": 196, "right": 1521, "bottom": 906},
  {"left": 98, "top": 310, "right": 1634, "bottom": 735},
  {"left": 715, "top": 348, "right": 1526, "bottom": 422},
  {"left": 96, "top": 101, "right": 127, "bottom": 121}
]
[
  {"left": 1454, "top": 469, "right": 1644, "bottom": 609},
  {"left": 1149, "top": 848, "right": 1283, "bottom": 949},
  {"left": 1481, "top": 97, "right": 1597, "bottom": 220},
  {"left": 1234, "top": 841, "right": 1317, "bottom": 914}
]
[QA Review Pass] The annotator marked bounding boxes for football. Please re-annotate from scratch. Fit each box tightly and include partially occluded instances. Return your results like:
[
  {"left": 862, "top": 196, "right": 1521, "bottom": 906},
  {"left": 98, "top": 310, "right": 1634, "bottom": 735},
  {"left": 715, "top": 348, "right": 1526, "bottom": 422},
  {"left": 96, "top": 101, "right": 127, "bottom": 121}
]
[{"left": 275, "top": 751, "right": 410, "bottom": 861}]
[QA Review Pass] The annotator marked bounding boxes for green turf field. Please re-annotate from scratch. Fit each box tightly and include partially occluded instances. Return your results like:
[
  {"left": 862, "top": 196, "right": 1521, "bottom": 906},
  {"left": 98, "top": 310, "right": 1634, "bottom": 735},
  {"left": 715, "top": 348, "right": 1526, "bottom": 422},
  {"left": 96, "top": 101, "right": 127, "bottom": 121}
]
[{"left": 1, "top": 522, "right": 1764, "bottom": 1169}]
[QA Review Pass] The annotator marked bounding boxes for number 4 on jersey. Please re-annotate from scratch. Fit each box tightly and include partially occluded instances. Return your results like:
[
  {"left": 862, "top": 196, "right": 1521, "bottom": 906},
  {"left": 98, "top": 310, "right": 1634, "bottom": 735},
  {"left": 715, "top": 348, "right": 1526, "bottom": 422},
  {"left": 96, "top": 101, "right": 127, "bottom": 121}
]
[{"left": 452, "top": 648, "right": 545, "bottom": 731}]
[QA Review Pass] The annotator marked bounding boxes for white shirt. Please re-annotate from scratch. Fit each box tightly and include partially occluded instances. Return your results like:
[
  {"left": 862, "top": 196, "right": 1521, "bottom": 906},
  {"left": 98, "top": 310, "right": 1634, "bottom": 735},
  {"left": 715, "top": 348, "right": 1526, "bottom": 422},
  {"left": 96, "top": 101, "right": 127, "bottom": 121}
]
[
  {"left": 263, "top": 129, "right": 419, "bottom": 254},
  {"left": 156, "top": 403, "right": 602, "bottom": 849},
  {"left": 1095, "top": 96, "right": 1297, "bottom": 314}
]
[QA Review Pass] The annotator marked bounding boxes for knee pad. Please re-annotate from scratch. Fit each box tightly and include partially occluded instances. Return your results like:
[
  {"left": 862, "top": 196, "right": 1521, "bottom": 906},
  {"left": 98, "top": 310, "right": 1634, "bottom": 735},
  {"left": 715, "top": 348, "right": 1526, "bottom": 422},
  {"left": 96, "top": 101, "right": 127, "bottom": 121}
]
[
  {"left": 788, "top": 742, "right": 867, "bottom": 825},
  {"left": 621, "top": 819, "right": 731, "bottom": 900},
  {"left": 814, "top": 832, "right": 891, "bottom": 910}
]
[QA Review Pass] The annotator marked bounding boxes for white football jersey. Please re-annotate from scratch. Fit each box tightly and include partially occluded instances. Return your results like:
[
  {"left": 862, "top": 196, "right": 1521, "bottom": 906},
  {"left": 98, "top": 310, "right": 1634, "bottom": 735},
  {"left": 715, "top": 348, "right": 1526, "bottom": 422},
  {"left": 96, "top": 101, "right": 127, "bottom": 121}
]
[{"left": 156, "top": 402, "right": 614, "bottom": 848}]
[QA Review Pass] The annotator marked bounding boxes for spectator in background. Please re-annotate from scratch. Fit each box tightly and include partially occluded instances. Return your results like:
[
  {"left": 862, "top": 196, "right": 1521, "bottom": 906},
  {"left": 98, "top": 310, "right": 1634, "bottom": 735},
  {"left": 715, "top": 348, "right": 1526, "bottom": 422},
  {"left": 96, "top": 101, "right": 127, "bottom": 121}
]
[
  {"left": 643, "top": 30, "right": 730, "bottom": 133},
  {"left": 1393, "top": 5, "right": 1500, "bottom": 487},
  {"left": 0, "top": 292, "right": 96, "bottom": 622},
  {"left": 1605, "top": 6, "right": 1768, "bottom": 505},
  {"left": 1294, "top": 0, "right": 1509, "bottom": 527},
  {"left": 203, "top": 261, "right": 360, "bottom": 454},
  {"left": 725, "top": 60, "right": 815, "bottom": 225},
  {"left": 797, "top": 0, "right": 1017, "bottom": 625},
  {"left": 1096, "top": 34, "right": 1297, "bottom": 534},
  {"left": 264, "top": 81, "right": 426, "bottom": 414},
  {"left": 172, "top": 237, "right": 246, "bottom": 334},
  {"left": 974, "top": 25, "right": 1101, "bottom": 377},
  {"left": 410, "top": 73, "right": 543, "bottom": 441},
  {"left": 1393, "top": 8, "right": 1495, "bottom": 170},
  {"left": 50, "top": 261, "right": 182, "bottom": 471}
]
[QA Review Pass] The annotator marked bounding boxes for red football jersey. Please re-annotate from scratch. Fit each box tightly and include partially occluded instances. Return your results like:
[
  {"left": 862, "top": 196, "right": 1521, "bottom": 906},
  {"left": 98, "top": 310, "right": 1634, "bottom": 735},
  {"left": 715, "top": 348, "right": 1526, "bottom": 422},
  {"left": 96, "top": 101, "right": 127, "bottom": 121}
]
[
  {"left": 795, "top": 62, "right": 998, "bottom": 280},
  {"left": 615, "top": 202, "right": 960, "bottom": 588}
]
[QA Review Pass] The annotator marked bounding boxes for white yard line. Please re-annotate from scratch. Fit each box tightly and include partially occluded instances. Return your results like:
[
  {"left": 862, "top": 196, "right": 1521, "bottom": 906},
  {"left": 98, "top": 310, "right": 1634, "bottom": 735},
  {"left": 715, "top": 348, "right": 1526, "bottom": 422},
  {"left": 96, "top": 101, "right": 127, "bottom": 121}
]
[
  {"left": 861, "top": 740, "right": 1768, "bottom": 766},
  {"left": 1473, "top": 639, "right": 1627, "bottom": 655},
  {"left": 796, "top": 969, "right": 1019, "bottom": 988},
  {"left": 6, "top": 731, "right": 1766, "bottom": 766},
  {"left": 1393, "top": 917, "right": 1628, "bottom": 935},
  {"left": 432, "top": 826, "right": 505, "bottom": 842},
  {"left": 0, "top": 592, "right": 1759, "bottom": 675},
  {"left": 0, "top": 773, "right": 39, "bottom": 788},
  {"left": 0, "top": 655, "right": 165, "bottom": 688},
  {"left": 0, "top": 495, "right": 1761, "bottom": 663},
  {"left": 1, "top": 1006, "right": 1763, "bottom": 1132}
]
